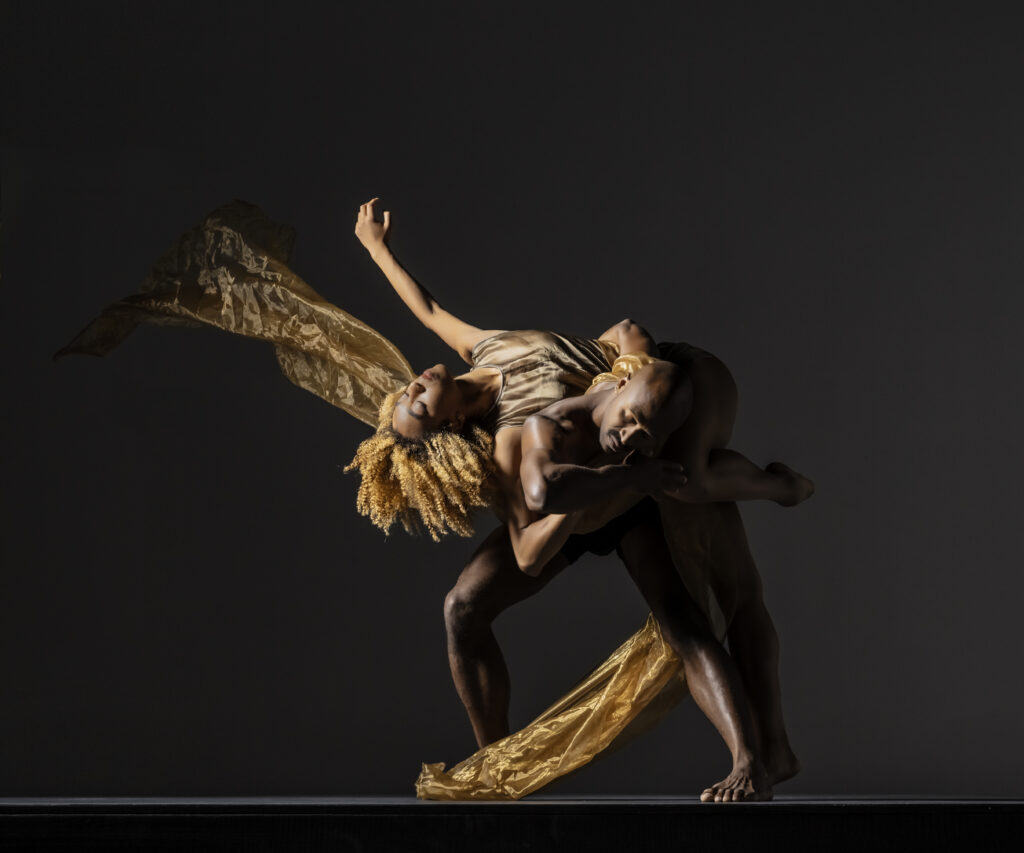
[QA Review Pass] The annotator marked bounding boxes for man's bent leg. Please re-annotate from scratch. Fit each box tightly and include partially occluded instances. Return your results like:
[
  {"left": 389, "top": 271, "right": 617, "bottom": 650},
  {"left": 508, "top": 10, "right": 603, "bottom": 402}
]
[
  {"left": 617, "top": 514, "right": 772, "bottom": 802},
  {"left": 444, "top": 525, "right": 571, "bottom": 748}
]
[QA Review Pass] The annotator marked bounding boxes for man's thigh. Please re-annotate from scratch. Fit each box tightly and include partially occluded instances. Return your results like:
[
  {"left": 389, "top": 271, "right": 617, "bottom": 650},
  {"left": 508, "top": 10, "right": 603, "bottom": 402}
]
[
  {"left": 452, "top": 525, "right": 573, "bottom": 622},
  {"left": 614, "top": 507, "right": 714, "bottom": 634}
]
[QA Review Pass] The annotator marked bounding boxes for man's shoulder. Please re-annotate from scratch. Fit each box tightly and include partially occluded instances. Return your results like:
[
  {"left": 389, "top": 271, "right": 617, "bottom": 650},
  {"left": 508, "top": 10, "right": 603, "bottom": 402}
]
[
  {"left": 533, "top": 395, "right": 586, "bottom": 421},
  {"left": 524, "top": 406, "right": 574, "bottom": 438}
]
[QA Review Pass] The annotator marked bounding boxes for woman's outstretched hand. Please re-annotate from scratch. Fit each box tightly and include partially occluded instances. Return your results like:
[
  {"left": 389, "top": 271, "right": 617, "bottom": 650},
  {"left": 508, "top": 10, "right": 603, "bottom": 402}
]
[{"left": 354, "top": 197, "right": 391, "bottom": 258}]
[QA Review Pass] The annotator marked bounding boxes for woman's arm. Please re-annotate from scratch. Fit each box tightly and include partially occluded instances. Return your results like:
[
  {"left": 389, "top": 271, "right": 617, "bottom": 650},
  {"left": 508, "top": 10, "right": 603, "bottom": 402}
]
[{"left": 354, "top": 198, "right": 501, "bottom": 364}]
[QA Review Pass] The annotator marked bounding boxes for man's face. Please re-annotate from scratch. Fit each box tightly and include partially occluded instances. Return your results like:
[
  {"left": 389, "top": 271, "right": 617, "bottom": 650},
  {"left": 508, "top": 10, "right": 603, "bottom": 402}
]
[
  {"left": 391, "top": 364, "right": 461, "bottom": 438},
  {"left": 598, "top": 368, "right": 684, "bottom": 458}
]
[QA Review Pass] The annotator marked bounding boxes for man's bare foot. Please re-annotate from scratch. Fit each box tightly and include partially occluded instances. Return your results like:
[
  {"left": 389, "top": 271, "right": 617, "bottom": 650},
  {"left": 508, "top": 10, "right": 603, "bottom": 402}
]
[
  {"left": 699, "top": 763, "right": 773, "bottom": 803},
  {"left": 766, "top": 462, "right": 815, "bottom": 507},
  {"left": 765, "top": 746, "right": 801, "bottom": 786}
]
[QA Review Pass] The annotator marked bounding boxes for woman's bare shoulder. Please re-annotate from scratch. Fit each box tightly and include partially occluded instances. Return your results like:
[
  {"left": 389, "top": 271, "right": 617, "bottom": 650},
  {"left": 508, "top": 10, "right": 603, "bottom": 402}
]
[{"left": 462, "top": 329, "right": 509, "bottom": 363}]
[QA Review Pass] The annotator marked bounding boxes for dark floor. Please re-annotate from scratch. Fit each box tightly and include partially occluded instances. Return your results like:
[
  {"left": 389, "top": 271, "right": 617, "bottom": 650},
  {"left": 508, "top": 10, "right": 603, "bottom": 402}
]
[{"left": 1, "top": 796, "right": 1021, "bottom": 852}]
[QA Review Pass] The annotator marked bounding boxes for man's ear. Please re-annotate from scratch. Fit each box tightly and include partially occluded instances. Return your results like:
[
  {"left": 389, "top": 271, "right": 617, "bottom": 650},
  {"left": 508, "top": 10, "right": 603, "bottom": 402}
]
[
  {"left": 450, "top": 410, "right": 467, "bottom": 432},
  {"left": 615, "top": 375, "right": 631, "bottom": 393}
]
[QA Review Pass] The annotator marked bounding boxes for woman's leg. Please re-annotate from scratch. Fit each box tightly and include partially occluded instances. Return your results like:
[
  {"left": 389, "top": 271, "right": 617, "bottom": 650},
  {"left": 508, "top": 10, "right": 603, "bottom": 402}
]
[
  {"left": 616, "top": 515, "right": 772, "bottom": 802},
  {"left": 662, "top": 358, "right": 814, "bottom": 506},
  {"left": 444, "top": 525, "right": 570, "bottom": 748}
]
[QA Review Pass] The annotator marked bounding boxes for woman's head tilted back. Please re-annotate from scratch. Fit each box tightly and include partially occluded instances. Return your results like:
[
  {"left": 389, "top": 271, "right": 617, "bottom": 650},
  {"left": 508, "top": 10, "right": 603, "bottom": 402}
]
[
  {"left": 389, "top": 364, "right": 465, "bottom": 437},
  {"left": 344, "top": 373, "right": 497, "bottom": 541}
]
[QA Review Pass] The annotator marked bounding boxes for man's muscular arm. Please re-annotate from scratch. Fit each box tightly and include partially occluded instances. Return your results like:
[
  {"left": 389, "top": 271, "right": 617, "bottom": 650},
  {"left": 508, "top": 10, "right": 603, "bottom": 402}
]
[
  {"left": 507, "top": 510, "right": 582, "bottom": 577},
  {"left": 492, "top": 427, "right": 583, "bottom": 576},
  {"left": 519, "top": 414, "right": 687, "bottom": 516}
]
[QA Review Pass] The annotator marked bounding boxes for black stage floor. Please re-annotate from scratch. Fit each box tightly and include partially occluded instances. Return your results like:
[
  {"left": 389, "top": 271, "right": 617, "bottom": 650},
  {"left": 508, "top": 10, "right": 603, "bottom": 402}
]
[{"left": 1, "top": 796, "right": 1021, "bottom": 852}]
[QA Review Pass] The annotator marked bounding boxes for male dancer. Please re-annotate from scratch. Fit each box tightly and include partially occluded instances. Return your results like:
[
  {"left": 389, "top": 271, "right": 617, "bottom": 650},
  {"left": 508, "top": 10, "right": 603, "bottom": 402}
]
[{"left": 506, "top": 357, "right": 802, "bottom": 794}]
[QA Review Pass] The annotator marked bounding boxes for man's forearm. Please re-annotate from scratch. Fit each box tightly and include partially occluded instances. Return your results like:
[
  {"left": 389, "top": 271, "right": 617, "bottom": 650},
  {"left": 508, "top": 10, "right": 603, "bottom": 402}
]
[
  {"left": 509, "top": 511, "right": 582, "bottom": 576},
  {"left": 535, "top": 462, "right": 643, "bottom": 514}
]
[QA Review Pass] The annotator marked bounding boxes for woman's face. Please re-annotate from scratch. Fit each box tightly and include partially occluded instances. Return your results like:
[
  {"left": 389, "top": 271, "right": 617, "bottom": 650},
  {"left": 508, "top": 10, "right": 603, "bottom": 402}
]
[{"left": 392, "top": 364, "right": 463, "bottom": 438}]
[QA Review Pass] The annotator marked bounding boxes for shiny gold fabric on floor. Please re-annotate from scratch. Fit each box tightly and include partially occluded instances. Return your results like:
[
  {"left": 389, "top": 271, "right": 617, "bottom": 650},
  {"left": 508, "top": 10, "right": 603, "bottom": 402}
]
[
  {"left": 57, "top": 201, "right": 730, "bottom": 800},
  {"left": 54, "top": 200, "right": 415, "bottom": 426},
  {"left": 415, "top": 615, "right": 687, "bottom": 800}
]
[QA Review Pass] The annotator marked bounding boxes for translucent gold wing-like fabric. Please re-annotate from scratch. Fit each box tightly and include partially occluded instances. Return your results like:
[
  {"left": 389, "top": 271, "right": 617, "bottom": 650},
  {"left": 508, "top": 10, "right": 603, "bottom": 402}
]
[{"left": 53, "top": 200, "right": 415, "bottom": 426}]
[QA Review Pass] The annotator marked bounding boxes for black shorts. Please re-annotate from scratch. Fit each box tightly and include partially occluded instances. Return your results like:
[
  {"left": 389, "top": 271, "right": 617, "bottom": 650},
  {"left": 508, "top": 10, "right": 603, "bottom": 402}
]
[{"left": 559, "top": 497, "right": 660, "bottom": 566}]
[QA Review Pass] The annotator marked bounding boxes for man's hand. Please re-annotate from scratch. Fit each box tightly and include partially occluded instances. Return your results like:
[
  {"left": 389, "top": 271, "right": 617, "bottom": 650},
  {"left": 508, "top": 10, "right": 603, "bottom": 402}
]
[
  {"left": 629, "top": 456, "right": 687, "bottom": 500},
  {"left": 354, "top": 197, "right": 391, "bottom": 258}
]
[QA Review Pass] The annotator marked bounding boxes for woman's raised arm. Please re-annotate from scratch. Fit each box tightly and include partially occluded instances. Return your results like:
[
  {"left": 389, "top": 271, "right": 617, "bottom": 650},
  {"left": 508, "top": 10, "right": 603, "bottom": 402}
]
[{"left": 354, "top": 198, "right": 501, "bottom": 364}]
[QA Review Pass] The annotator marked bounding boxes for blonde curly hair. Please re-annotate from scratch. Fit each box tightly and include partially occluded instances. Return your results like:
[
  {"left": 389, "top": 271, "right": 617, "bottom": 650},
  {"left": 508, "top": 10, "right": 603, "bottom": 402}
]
[{"left": 344, "top": 389, "right": 498, "bottom": 541}]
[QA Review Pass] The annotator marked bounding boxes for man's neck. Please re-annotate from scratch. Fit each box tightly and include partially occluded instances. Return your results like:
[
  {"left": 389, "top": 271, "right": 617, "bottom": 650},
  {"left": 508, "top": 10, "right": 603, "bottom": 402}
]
[{"left": 586, "top": 384, "right": 617, "bottom": 428}]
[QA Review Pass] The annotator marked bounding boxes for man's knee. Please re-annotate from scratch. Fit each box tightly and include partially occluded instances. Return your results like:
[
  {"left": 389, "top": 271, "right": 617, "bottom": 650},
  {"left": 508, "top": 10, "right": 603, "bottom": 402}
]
[
  {"left": 664, "top": 616, "right": 720, "bottom": 660},
  {"left": 644, "top": 581, "right": 719, "bottom": 649},
  {"left": 444, "top": 585, "right": 486, "bottom": 637}
]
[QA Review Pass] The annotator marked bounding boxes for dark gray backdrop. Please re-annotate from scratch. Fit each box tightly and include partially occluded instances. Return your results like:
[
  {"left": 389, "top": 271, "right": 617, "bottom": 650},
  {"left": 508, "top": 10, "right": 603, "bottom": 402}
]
[{"left": 3, "top": 1, "right": 1022, "bottom": 797}]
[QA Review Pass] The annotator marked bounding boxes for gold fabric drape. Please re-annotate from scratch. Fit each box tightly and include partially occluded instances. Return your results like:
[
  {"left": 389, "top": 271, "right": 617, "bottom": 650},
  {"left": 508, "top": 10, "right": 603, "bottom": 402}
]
[
  {"left": 417, "top": 616, "right": 686, "bottom": 800},
  {"left": 54, "top": 199, "right": 414, "bottom": 426},
  {"left": 57, "top": 200, "right": 730, "bottom": 800}
]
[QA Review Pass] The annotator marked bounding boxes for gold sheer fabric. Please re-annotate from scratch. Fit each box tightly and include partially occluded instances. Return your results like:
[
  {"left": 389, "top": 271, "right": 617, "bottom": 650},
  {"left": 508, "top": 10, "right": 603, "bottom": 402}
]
[
  {"left": 54, "top": 200, "right": 415, "bottom": 426},
  {"left": 57, "top": 201, "right": 730, "bottom": 800},
  {"left": 417, "top": 615, "right": 683, "bottom": 800}
]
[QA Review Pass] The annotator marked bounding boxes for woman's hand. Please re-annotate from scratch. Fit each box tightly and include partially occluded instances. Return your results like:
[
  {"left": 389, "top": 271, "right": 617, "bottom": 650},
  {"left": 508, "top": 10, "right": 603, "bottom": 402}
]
[{"left": 354, "top": 197, "right": 391, "bottom": 259}]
